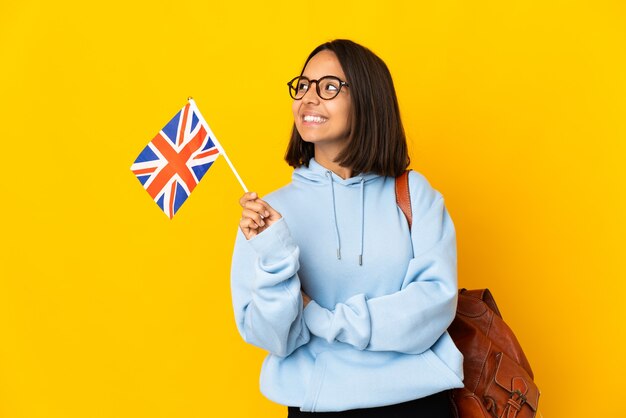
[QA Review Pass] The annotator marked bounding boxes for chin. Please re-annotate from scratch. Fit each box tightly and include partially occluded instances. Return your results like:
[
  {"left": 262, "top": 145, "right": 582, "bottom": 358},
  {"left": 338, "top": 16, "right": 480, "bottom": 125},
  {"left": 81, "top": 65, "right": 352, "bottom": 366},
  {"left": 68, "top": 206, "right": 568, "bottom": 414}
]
[{"left": 298, "top": 131, "right": 325, "bottom": 144}]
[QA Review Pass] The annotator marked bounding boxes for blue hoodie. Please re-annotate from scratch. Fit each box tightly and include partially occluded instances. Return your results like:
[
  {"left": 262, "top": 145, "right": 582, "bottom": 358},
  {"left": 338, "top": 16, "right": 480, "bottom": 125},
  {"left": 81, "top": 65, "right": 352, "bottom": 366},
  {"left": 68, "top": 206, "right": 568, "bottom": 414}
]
[{"left": 230, "top": 158, "right": 464, "bottom": 412}]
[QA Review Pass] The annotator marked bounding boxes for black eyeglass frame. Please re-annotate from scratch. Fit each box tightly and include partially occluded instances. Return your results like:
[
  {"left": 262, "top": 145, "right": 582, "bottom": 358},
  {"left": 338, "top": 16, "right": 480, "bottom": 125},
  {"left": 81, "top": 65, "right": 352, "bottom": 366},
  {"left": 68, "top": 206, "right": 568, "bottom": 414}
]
[{"left": 287, "top": 75, "right": 350, "bottom": 100}]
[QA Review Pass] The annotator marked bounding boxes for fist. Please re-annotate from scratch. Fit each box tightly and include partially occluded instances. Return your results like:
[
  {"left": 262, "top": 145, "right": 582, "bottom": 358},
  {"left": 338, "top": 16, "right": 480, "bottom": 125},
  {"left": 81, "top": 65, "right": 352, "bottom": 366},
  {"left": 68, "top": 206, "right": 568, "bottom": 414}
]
[{"left": 238, "top": 192, "right": 282, "bottom": 240}]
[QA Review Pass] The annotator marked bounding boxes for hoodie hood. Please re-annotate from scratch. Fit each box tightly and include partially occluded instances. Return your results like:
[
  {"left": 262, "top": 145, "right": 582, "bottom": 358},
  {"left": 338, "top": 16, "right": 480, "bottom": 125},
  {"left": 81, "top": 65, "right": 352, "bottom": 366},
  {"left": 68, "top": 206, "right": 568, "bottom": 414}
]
[
  {"left": 293, "top": 158, "right": 381, "bottom": 187},
  {"left": 292, "top": 158, "right": 381, "bottom": 265}
]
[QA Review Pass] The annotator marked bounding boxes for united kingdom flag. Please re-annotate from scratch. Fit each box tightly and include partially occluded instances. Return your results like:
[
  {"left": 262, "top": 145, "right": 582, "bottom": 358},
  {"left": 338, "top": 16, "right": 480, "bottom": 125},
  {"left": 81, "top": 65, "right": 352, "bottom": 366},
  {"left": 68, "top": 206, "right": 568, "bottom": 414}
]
[{"left": 131, "top": 101, "right": 220, "bottom": 219}]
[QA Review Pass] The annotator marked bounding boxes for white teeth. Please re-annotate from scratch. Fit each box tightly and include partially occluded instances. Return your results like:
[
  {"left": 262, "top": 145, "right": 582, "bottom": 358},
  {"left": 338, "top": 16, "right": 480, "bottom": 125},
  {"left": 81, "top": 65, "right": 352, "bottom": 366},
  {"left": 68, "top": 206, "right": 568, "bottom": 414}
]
[{"left": 303, "top": 115, "right": 327, "bottom": 123}]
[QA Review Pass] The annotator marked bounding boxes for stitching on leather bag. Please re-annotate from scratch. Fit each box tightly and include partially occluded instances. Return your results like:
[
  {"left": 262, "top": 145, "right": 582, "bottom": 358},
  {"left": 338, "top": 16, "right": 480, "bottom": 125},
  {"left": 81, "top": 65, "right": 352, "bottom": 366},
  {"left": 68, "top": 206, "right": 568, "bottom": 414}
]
[{"left": 474, "top": 340, "right": 492, "bottom": 392}]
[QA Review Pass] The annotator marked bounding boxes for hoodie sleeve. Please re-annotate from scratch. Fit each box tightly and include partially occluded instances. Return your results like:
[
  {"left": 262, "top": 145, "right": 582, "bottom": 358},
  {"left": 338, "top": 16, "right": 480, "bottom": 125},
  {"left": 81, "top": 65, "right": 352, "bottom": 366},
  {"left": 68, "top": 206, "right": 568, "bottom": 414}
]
[
  {"left": 303, "top": 173, "right": 458, "bottom": 354},
  {"left": 231, "top": 217, "right": 310, "bottom": 357}
]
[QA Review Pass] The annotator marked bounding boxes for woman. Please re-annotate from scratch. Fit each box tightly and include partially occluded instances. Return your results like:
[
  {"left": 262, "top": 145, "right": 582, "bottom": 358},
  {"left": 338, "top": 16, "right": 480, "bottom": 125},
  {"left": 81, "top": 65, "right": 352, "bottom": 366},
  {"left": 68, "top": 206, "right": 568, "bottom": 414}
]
[{"left": 231, "top": 39, "right": 463, "bottom": 417}]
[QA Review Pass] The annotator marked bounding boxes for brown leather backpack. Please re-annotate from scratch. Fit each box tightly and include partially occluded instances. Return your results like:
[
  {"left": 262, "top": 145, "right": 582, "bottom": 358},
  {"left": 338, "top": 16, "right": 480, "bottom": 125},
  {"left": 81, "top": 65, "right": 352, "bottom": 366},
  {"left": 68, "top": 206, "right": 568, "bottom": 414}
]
[{"left": 396, "top": 171, "right": 540, "bottom": 418}]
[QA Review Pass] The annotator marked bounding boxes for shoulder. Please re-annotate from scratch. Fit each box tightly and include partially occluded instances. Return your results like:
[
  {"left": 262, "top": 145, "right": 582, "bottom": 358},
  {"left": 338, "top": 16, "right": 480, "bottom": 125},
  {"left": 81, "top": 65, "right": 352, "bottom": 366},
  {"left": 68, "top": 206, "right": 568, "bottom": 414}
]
[
  {"left": 407, "top": 170, "right": 444, "bottom": 216},
  {"left": 260, "top": 181, "right": 299, "bottom": 212}
]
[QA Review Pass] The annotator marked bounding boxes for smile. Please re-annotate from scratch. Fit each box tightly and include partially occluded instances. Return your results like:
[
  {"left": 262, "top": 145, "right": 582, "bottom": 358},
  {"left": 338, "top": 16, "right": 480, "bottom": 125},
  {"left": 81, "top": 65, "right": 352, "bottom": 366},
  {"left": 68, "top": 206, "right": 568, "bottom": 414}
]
[{"left": 303, "top": 115, "right": 328, "bottom": 123}]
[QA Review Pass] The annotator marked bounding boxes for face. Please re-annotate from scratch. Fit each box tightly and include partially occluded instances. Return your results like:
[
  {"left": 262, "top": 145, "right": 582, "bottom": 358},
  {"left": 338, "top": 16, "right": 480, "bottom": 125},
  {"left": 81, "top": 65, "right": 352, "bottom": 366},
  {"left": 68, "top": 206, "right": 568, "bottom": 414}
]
[{"left": 292, "top": 50, "right": 351, "bottom": 152}]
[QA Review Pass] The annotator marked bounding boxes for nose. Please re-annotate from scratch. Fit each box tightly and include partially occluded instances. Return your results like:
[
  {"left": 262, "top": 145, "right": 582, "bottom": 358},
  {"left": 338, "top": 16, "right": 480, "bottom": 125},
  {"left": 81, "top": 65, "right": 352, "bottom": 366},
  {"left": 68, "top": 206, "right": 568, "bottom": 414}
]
[{"left": 302, "top": 80, "right": 321, "bottom": 103}]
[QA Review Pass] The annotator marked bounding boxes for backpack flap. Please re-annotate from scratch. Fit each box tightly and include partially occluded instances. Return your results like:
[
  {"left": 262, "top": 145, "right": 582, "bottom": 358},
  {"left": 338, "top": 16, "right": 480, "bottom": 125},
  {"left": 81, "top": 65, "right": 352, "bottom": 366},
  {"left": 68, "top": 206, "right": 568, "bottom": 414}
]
[{"left": 486, "top": 351, "right": 540, "bottom": 417}]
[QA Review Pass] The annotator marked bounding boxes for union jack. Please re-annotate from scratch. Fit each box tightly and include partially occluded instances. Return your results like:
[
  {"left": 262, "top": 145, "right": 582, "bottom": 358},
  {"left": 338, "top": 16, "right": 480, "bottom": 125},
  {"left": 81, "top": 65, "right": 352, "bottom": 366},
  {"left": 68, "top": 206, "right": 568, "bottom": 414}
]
[{"left": 131, "top": 100, "right": 220, "bottom": 219}]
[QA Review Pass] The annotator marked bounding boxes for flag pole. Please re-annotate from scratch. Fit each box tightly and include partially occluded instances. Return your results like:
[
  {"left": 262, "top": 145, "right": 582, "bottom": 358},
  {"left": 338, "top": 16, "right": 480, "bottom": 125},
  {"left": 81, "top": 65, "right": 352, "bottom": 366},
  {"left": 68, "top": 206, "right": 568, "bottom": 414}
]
[{"left": 187, "top": 97, "right": 249, "bottom": 193}]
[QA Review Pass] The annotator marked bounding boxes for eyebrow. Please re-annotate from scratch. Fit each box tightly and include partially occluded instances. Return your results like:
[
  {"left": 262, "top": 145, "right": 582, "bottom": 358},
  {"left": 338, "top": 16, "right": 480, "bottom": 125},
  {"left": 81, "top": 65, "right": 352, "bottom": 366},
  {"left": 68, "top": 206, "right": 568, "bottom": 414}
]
[{"left": 300, "top": 74, "right": 343, "bottom": 79}]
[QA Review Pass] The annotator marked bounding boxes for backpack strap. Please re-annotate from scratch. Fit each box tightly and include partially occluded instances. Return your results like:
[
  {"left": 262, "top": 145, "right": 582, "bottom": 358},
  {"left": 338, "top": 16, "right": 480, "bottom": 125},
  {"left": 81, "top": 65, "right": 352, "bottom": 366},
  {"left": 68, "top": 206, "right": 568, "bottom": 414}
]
[{"left": 395, "top": 170, "right": 413, "bottom": 230}]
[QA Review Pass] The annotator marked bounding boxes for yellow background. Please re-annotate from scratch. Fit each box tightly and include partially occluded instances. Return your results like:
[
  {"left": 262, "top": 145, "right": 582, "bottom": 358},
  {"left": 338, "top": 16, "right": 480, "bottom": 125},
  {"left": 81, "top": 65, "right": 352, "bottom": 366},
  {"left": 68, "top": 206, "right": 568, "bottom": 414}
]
[{"left": 1, "top": 1, "right": 624, "bottom": 417}]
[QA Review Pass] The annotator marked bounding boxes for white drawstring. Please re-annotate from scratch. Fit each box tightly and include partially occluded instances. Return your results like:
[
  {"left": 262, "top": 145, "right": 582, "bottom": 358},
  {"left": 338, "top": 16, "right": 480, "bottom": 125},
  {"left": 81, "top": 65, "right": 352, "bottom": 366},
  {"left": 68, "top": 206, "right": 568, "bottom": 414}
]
[
  {"left": 358, "top": 177, "right": 364, "bottom": 266},
  {"left": 326, "top": 171, "right": 342, "bottom": 260}
]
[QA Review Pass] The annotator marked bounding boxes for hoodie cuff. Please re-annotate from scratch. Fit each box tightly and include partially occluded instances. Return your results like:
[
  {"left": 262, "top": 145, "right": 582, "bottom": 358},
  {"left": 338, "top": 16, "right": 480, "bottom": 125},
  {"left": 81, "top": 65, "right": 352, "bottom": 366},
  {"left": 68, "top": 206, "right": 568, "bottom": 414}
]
[
  {"left": 304, "top": 295, "right": 372, "bottom": 350},
  {"left": 303, "top": 301, "right": 333, "bottom": 341},
  {"left": 247, "top": 218, "right": 297, "bottom": 266}
]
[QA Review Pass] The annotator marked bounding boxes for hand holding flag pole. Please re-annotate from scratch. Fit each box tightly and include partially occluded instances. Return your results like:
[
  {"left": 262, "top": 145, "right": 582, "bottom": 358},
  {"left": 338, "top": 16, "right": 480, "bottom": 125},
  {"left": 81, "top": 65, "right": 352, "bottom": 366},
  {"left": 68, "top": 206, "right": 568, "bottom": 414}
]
[{"left": 131, "top": 97, "right": 248, "bottom": 219}]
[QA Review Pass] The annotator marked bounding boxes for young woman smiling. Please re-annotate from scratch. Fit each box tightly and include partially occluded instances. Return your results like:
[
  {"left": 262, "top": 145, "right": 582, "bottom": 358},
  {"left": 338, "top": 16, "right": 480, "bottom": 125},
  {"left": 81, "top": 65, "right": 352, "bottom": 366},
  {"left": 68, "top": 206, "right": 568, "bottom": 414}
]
[{"left": 231, "top": 39, "right": 463, "bottom": 417}]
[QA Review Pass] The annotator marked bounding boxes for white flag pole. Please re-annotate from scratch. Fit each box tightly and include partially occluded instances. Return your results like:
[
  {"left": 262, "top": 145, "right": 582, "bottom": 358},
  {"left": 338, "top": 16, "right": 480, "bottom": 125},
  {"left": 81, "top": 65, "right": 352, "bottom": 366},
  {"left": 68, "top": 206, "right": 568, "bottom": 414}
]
[{"left": 187, "top": 97, "right": 249, "bottom": 193}]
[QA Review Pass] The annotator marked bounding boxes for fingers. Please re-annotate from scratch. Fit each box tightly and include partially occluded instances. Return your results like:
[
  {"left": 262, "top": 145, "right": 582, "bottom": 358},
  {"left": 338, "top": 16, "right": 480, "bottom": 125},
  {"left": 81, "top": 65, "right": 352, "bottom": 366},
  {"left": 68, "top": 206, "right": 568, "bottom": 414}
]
[
  {"left": 255, "top": 199, "right": 281, "bottom": 220},
  {"left": 238, "top": 191, "right": 282, "bottom": 240},
  {"left": 239, "top": 192, "right": 264, "bottom": 210},
  {"left": 239, "top": 192, "right": 270, "bottom": 217},
  {"left": 243, "top": 200, "right": 270, "bottom": 218},
  {"left": 241, "top": 208, "right": 266, "bottom": 229},
  {"left": 239, "top": 217, "right": 258, "bottom": 240},
  {"left": 239, "top": 191, "right": 257, "bottom": 207}
]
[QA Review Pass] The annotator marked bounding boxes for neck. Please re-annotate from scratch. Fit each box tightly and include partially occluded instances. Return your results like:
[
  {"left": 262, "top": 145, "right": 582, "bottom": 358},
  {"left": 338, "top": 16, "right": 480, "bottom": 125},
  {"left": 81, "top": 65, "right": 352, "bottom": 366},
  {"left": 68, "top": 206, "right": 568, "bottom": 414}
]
[{"left": 314, "top": 145, "right": 353, "bottom": 179}]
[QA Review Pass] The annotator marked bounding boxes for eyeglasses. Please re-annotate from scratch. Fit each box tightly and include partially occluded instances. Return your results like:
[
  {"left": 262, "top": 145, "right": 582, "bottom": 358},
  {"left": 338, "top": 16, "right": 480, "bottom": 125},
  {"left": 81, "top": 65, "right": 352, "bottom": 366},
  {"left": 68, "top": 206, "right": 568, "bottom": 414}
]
[{"left": 287, "top": 76, "right": 349, "bottom": 100}]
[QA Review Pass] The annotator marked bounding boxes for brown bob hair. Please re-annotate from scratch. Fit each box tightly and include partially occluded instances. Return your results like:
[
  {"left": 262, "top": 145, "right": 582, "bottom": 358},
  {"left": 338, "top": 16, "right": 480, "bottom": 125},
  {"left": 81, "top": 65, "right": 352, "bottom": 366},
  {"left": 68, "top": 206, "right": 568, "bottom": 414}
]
[{"left": 285, "top": 39, "right": 409, "bottom": 177}]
